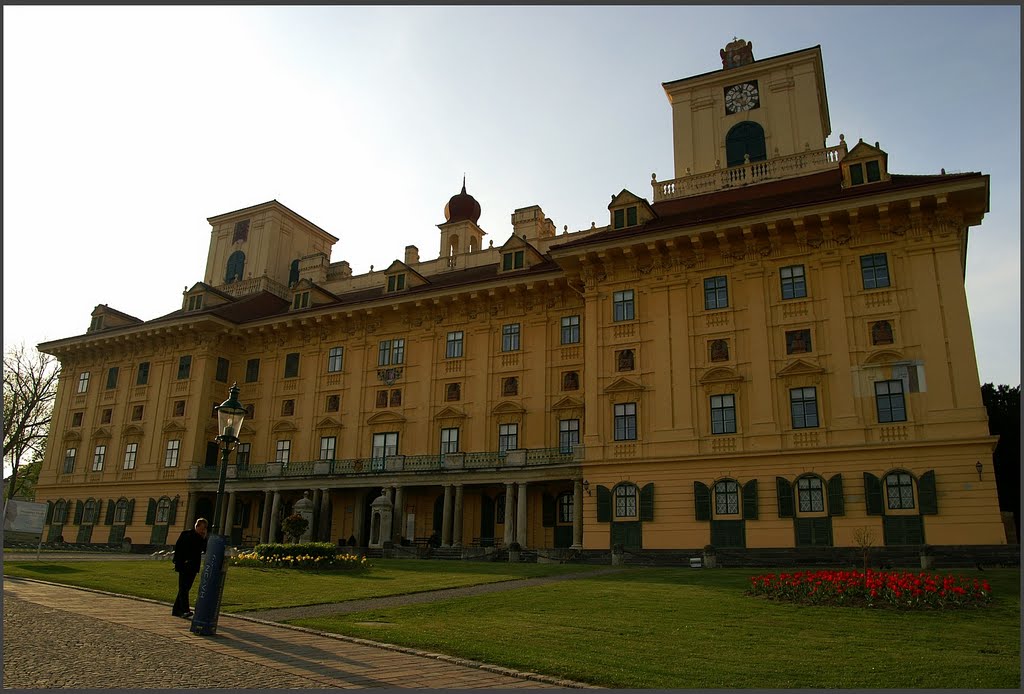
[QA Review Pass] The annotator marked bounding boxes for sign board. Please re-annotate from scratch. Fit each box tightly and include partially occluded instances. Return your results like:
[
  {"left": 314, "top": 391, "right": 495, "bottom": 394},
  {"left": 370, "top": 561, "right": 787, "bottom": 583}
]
[{"left": 4, "top": 499, "right": 48, "bottom": 542}]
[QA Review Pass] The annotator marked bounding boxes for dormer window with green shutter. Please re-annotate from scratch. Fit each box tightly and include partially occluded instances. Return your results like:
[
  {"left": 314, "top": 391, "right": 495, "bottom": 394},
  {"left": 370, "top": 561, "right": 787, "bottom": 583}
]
[
  {"left": 502, "top": 250, "right": 525, "bottom": 271},
  {"left": 386, "top": 273, "right": 406, "bottom": 292},
  {"left": 613, "top": 206, "right": 638, "bottom": 230},
  {"left": 292, "top": 291, "right": 310, "bottom": 310},
  {"left": 187, "top": 294, "right": 204, "bottom": 311}
]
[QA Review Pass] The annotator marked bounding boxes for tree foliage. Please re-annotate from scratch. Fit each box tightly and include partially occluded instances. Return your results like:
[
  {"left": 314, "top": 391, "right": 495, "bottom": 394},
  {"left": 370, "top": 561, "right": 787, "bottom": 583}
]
[
  {"left": 981, "top": 383, "right": 1020, "bottom": 535},
  {"left": 3, "top": 344, "right": 59, "bottom": 500}
]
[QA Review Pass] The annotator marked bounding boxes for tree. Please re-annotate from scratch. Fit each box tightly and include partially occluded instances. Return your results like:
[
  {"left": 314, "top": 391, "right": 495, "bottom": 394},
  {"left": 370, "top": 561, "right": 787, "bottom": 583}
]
[
  {"left": 981, "top": 383, "right": 1021, "bottom": 538},
  {"left": 3, "top": 344, "right": 59, "bottom": 501}
]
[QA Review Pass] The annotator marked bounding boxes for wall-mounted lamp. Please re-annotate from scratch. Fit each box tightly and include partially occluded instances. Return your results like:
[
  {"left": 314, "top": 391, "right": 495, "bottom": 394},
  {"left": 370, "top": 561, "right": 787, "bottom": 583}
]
[
  {"left": 582, "top": 479, "right": 591, "bottom": 496},
  {"left": 975, "top": 461, "right": 983, "bottom": 481}
]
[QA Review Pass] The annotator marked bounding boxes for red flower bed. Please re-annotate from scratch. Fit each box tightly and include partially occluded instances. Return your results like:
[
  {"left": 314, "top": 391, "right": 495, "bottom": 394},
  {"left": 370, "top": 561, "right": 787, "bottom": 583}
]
[{"left": 747, "top": 569, "right": 992, "bottom": 609}]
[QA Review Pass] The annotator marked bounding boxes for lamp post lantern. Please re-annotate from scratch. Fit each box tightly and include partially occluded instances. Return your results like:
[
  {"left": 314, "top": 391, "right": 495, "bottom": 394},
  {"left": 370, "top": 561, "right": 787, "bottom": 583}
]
[{"left": 211, "top": 382, "right": 246, "bottom": 536}]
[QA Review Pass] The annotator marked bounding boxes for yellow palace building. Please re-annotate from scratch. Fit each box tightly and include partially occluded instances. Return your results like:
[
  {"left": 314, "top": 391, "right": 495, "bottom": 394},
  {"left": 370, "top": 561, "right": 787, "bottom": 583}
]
[{"left": 34, "top": 40, "right": 1010, "bottom": 563}]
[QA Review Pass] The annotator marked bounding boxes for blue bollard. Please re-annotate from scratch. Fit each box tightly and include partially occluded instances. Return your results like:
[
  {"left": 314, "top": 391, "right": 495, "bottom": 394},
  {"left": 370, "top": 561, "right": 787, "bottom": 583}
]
[{"left": 190, "top": 534, "right": 228, "bottom": 636}]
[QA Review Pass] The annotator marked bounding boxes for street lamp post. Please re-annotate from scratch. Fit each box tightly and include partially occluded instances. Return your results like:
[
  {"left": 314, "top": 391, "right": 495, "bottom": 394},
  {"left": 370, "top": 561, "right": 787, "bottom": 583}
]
[{"left": 191, "top": 382, "right": 246, "bottom": 636}]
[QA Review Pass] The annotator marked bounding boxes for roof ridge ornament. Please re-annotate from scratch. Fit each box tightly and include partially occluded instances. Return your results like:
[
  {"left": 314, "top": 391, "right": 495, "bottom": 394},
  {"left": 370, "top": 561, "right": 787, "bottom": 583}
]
[{"left": 721, "top": 38, "right": 754, "bottom": 69}]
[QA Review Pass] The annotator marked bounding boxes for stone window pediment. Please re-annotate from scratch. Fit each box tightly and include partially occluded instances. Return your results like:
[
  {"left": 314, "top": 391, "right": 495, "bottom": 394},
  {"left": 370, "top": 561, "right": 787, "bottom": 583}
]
[
  {"left": 316, "top": 416, "right": 343, "bottom": 429},
  {"left": 698, "top": 367, "right": 743, "bottom": 385},
  {"left": 365, "top": 410, "right": 407, "bottom": 425},
  {"left": 491, "top": 401, "right": 527, "bottom": 416},
  {"left": 775, "top": 359, "right": 824, "bottom": 377},
  {"left": 604, "top": 376, "right": 644, "bottom": 393},
  {"left": 162, "top": 421, "right": 187, "bottom": 434},
  {"left": 863, "top": 348, "right": 905, "bottom": 365},
  {"left": 551, "top": 396, "right": 584, "bottom": 411},
  {"left": 271, "top": 420, "right": 299, "bottom": 433},
  {"left": 433, "top": 406, "right": 466, "bottom": 420}
]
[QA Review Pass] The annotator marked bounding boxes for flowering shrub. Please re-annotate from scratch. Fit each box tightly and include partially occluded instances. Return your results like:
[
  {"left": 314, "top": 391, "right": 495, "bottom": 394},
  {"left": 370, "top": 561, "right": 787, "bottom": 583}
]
[
  {"left": 231, "top": 542, "right": 370, "bottom": 571},
  {"left": 747, "top": 569, "right": 991, "bottom": 610}
]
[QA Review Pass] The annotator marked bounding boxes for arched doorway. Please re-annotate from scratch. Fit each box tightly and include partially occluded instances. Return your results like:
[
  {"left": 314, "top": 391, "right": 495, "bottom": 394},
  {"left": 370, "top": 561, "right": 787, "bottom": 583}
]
[{"left": 725, "top": 121, "right": 767, "bottom": 167}]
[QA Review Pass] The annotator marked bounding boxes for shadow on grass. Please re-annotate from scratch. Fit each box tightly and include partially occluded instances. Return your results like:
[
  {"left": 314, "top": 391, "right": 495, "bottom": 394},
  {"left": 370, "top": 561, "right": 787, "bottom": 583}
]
[{"left": 12, "top": 564, "right": 85, "bottom": 575}]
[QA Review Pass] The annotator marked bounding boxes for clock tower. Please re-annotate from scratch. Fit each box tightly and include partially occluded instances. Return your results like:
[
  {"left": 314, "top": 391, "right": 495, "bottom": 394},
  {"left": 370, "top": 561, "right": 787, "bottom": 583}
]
[{"left": 662, "top": 39, "right": 832, "bottom": 178}]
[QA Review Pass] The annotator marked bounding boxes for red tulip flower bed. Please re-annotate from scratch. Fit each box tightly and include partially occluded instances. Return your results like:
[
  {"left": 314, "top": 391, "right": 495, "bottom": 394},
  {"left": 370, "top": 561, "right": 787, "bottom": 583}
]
[{"left": 747, "top": 569, "right": 992, "bottom": 610}]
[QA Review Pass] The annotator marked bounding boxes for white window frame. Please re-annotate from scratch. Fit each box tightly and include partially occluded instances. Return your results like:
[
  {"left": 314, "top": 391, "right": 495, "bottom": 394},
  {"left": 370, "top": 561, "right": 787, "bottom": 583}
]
[
  {"left": 164, "top": 440, "right": 180, "bottom": 468},
  {"left": 123, "top": 443, "right": 138, "bottom": 470}
]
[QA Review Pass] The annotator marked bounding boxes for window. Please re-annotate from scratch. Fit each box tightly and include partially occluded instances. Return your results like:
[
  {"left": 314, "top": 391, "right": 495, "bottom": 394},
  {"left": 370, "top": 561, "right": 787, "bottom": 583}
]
[
  {"left": 386, "top": 273, "right": 406, "bottom": 292},
  {"left": 319, "top": 436, "right": 337, "bottom": 461},
  {"left": 77, "top": 372, "right": 90, "bottom": 393},
  {"left": 164, "top": 440, "right": 180, "bottom": 468},
  {"left": 113, "top": 499, "right": 129, "bottom": 523},
  {"left": 101, "top": 408, "right": 112, "bottom": 424},
  {"left": 780, "top": 265, "right": 807, "bottom": 300},
  {"left": 866, "top": 160, "right": 881, "bottom": 182},
  {"left": 63, "top": 448, "right": 76, "bottom": 474},
  {"left": 131, "top": 405, "right": 144, "bottom": 421},
  {"left": 232, "top": 219, "right": 249, "bottom": 243},
  {"left": 560, "top": 315, "right": 580, "bottom": 345},
  {"left": 612, "top": 206, "right": 638, "bottom": 230},
  {"left": 725, "top": 120, "right": 766, "bottom": 167},
  {"left": 498, "top": 423, "right": 518, "bottom": 453},
  {"left": 440, "top": 427, "right": 459, "bottom": 454},
  {"left": 136, "top": 362, "right": 150, "bottom": 386},
  {"left": 616, "top": 349, "right": 635, "bottom": 372},
  {"left": 214, "top": 357, "right": 229, "bottom": 383},
  {"left": 284, "top": 353, "right": 300, "bottom": 378},
  {"left": 797, "top": 476, "right": 824, "bottom": 513},
  {"left": 326, "top": 394, "right": 340, "bottom": 412},
  {"left": 501, "top": 377, "right": 519, "bottom": 397},
  {"left": 378, "top": 339, "right": 405, "bottom": 366},
  {"left": 871, "top": 320, "right": 894, "bottom": 345},
  {"left": 327, "top": 347, "right": 344, "bottom": 373},
  {"left": 446, "top": 331, "right": 464, "bottom": 359},
  {"left": 614, "top": 484, "right": 638, "bottom": 518},
  {"left": 790, "top": 387, "right": 819, "bottom": 429},
  {"left": 850, "top": 163, "right": 864, "bottom": 186},
  {"left": 292, "top": 291, "right": 310, "bottom": 309},
  {"left": 390, "top": 389, "right": 402, "bottom": 407},
  {"left": 235, "top": 443, "right": 251, "bottom": 467},
  {"left": 173, "top": 400, "right": 185, "bottom": 417},
  {"left": 501, "top": 324, "right": 520, "bottom": 352},
  {"left": 372, "top": 432, "right": 398, "bottom": 459},
  {"left": 106, "top": 367, "right": 119, "bottom": 390},
  {"left": 559, "top": 419, "right": 580, "bottom": 454},
  {"left": 281, "top": 399, "right": 295, "bottom": 416},
  {"left": 710, "top": 394, "right": 737, "bottom": 434},
  {"left": 785, "top": 329, "right": 812, "bottom": 355},
  {"left": 562, "top": 371, "right": 580, "bottom": 391},
  {"left": 275, "top": 440, "right": 291, "bottom": 464},
  {"left": 245, "top": 358, "right": 260, "bottom": 383},
  {"left": 71, "top": 412, "right": 83, "bottom": 427},
  {"left": 83, "top": 499, "right": 99, "bottom": 524},
  {"left": 875, "top": 379, "right": 907, "bottom": 423},
  {"left": 177, "top": 356, "right": 192, "bottom": 380},
  {"left": 704, "top": 276, "right": 729, "bottom": 310},
  {"left": 860, "top": 253, "right": 890, "bottom": 289},
  {"left": 288, "top": 259, "right": 300, "bottom": 286},
  {"left": 226, "top": 250, "right": 245, "bottom": 283},
  {"left": 89, "top": 315, "right": 103, "bottom": 331},
  {"left": 710, "top": 339, "right": 729, "bottom": 362},
  {"left": 156, "top": 497, "right": 171, "bottom": 524},
  {"left": 495, "top": 494, "right": 506, "bottom": 524},
  {"left": 886, "top": 472, "right": 915, "bottom": 510},
  {"left": 187, "top": 294, "right": 204, "bottom": 311},
  {"left": 244, "top": 404, "right": 254, "bottom": 419},
  {"left": 123, "top": 443, "right": 138, "bottom": 470},
  {"left": 445, "top": 383, "right": 461, "bottom": 402},
  {"left": 376, "top": 390, "right": 389, "bottom": 408},
  {"left": 613, "top": 290, "right": 635, "bottom": 322},
  {"left": 715, "top": 480, "right": 740, "bottom": 515},
  {"left": 558, "top": 493, "right": 573, "bottom": 523},
  {"left": 614, "top": 403, "right": 637, "bottom": 441},
  {"left": 502, "top": 250, "right": 525, "bottom": 271}
]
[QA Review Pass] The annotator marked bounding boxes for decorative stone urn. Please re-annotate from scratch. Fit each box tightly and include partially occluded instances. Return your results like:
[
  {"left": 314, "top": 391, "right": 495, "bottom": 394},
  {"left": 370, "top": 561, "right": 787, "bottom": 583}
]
[
  {"left": 368, "top": 488, "right": 394, "bottom": 550},
  {"left": 292, "top": 491, "right": 315, "bottom": 543}
]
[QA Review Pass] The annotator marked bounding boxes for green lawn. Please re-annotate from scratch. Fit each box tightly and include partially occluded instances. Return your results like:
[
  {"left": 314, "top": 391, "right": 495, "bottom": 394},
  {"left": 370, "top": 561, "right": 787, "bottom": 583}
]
[
  {"left": 2, "top": 558, "right": 595, "bottom": 612},
  {"left": 292, "top": 567, "right": 1021, "bottom": 689}
]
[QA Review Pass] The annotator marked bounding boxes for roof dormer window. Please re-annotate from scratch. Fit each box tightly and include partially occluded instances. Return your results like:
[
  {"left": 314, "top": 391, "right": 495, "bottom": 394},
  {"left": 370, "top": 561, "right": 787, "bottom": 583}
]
[
  {"left": 502, "top": 250, "right": 525, "bottom": 271},
  {"left": 842, "top": 140, "right": 889, "bottom": 189},
  {"left": 89, "top": 315, "right": 103, "bottom": 332},
  {"left": 292, "top": 291, "right": 310, "bottom": 310},
  {"left": 187, "top": 294, "right": 204, "bottom": 311},
  {"left": 387, "top": 273, "right": 406, "bottom": 293},
  {"left": 613, "top": 206, "right": 638, "bottom": 230},
  {"left": 849, "top": 160, "right": 881, "bottom": 186}
]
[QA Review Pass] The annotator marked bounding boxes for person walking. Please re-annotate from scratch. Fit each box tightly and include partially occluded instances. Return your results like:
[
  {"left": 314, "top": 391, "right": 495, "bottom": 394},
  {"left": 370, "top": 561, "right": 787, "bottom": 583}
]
[{"left": 172, "top": 518, "right": 208, "bottom": 619}]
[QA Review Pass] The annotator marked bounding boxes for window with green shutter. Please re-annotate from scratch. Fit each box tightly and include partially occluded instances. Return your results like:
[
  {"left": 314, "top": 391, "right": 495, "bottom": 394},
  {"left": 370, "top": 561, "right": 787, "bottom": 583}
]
[
  {"left": 145, "top": 498, "right": 157, "bottom": 525},
  {"left": 640, "top": 483, "right": 655, "bottom": 522},
  {"left": 742, "top": 479, "right": 758, "bottom": 519},
  {"left": 74, "top": 500, "right": 84, "bottom": 525},
  {"left": 918, "top": 470, "right": 938, "bottom": 515},
  {"left": 693, "top": 481, "right": 711, "bottom": 521},
  {"left": 596, "top": 485, "right": 612, "bottom": 522},
  {"left": 827, "top": 474, "right": 845, "bottom": 516},
  {"left": 105, "top": 499, "right": 116, "bottom": 525},
  {"left": 710, "top": 519, "right": 746, "bottom": 548},
  {"left": 542, "top": 494, "right": 556, "bottom": 527},
  {"left": 863, "top": 472, "right": 884, "bottom": 515},
  {"left": 795, "top": 517, "right": 833, "bottom": 547},
  {"left": 882, "top": 515, "right": 924, "bottom": 546},
  {"left": 776, "top": 477, "right": 794, "bottom": 518}
]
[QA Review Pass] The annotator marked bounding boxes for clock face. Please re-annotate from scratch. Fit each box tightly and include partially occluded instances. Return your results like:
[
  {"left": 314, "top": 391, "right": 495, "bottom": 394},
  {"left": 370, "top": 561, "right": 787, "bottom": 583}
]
[{"left": 724, "top": 81, "right": 760, "bottom": 114}]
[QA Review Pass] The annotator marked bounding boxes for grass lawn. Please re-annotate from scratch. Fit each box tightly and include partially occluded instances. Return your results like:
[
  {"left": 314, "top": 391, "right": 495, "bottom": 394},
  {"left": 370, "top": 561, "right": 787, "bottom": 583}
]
[
  {"left": 292, "top": 567, "right": 1021, "bottom": 689},
  {"left": 2, "top": 558, "right": 595, "bottom": 612}
]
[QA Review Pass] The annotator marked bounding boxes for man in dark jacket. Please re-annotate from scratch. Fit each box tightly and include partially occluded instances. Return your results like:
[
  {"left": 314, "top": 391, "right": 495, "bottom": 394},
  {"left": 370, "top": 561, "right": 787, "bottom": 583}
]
[{"left": 172, "top": 518, "right": 208, "bottom": 618}]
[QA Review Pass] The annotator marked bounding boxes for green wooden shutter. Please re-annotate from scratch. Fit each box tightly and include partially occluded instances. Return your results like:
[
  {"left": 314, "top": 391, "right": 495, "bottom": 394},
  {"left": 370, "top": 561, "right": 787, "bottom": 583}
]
[
  {"left": 94, "top": 499, "right": 103, "bottom": 525},
  {"left": 776, "top": 477, "right": 794, "bottom": 518},
  {"left": 742, "top": 479, "right": 758, "bottom": 520},
  {"left": 105, "top": 499, "right": 116, "bottom": 525},
  {"left": 168, "top": 497, "right": 179, "bottom": 525},
  {"left": 542, "top": 494, "right": 556, "bottom": 527},
  {"left": 864, "top": 473, "right": 884, "bottom": 515},
  {"left": 596, "top": 485, "right": 611, "bottom": 522},
  {"left": 241, "top": 503, "right": 251, "bottom": 528},
  {"left": 918, "top": 470, "right": 938, "bottom": 515},
  {"left": 795, "top": 518, "right": 814, "bottom": 546},
  {"left": 827, "top": 474, "right": 845, "bottom": 516},
  {"left": 45, "top": 501, "right": 54, "bottom": 524},
  {"left": 694, "top": 481, "right": 711, "bottom": 521},
  {"left": 145, "top": 498, "right": 157, "bottom": 525},
  {"left": 127, "top": 499, "right": 136, "bottom": 524},
  {"left": 74, "top": 500, "right": 84, "bottom": 525},
  {"left": 640, "top": 483, "right": 654, "bottom": 521}
]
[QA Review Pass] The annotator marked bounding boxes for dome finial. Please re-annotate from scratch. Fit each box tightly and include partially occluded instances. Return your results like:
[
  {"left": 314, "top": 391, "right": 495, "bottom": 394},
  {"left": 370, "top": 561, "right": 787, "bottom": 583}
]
[{"left": 462, "top": 173, "right": 466, "bottom": 194}]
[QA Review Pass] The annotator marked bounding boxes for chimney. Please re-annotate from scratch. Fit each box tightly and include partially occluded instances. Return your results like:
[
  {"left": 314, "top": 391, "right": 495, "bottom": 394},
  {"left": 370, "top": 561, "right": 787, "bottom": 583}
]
[{"left": 405, "top": 245, "right": 419, "bottom": 264}]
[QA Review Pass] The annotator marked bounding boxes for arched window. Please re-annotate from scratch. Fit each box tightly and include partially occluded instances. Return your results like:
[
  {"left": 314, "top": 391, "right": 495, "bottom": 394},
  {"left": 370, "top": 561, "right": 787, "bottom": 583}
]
[
  {"left": 714, "top": 480, "right": 740, "bottom": 515},
  {"left": 114, "top": 498, "right": 130, "bottom": 523},
  {"left": 725, "top": 121, "right": 767, "bottom": 167},
  {"left": 562, "top": 371, "right": 580, "bottom": 391},
  {"left": 872, "top": 320, "right": 894, "bottom": 345},
  {"left": 225, "top": 251, "right": 245, "bottom": 283},
  {"left": 288, "top": 259, "right": 300, "bottom": 287},
  {"left": 156, "top": 497, "right": 172, "bottom": 524},
  {"left": 710, "top": 339, "right": 729, "bottom": 362},
  {"left": 796, "top": 476, "right": 825, "bottom": 513},
  {"left": 613, "top": 483, "right": 638, "bottom": 519},
  {"left": 448, "top": 234, "right": 459, "bottom": 257},
  {"left": 83, "top": 499, "right": 99, "bottom": 525},
  {"left": 885, "top": 472, "right": 915, "bottom": 510},
  {"left": 53, "top": 499, "right": 68, "bottom": 524},
  {"left": 557, "top": 492, "right": 574, "bottom": 524}
]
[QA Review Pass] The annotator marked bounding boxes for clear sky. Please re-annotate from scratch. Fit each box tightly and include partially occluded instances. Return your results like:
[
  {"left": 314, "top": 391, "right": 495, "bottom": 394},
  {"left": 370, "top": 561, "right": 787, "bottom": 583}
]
[{"left": 3, "top": 6, "right": 1020, "bottom": 386}]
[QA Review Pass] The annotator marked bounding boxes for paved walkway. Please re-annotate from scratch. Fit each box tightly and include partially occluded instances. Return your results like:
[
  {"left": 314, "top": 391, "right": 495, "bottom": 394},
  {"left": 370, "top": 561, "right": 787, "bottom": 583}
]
[{"left": 4, "top": 577, "right": 599, "bottom": 689}]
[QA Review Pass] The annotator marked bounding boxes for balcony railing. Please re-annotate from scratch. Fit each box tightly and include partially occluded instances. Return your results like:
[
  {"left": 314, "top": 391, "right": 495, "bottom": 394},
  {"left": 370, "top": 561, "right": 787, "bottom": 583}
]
[
  {"left": 190, "top": 446, "right": 583, "bottom": 481},
  {"left": 651, "top": 142, "right": 848, "bottom": 202}
]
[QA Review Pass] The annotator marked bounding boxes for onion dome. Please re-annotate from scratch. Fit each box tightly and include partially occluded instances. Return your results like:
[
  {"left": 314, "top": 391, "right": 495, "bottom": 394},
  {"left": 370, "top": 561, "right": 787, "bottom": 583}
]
[{"left": 444, "top": 176, "right": 482, "bottom": 224}]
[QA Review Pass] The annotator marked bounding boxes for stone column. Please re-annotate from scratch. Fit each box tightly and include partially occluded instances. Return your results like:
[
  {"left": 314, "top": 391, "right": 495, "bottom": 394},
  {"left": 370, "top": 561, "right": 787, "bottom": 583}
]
[
  {"left": 268, "top": 490, "right": 282, "bottom": 543},
  {"left": 452, "top": 484, "right": 464, "bottom": 548},
  {"left": 260, "top": 490, "right": 273, "bottom": 543},
  {"left": 503, "top": 483, "right": 516, "bottom": 547},
  {"left": 224, "top": 491, "right": 237, "bottom": 540},
  {"left": 441, "top": 484, "right": 454, "bottom": 547},
  {"left": 391, "top": 486, "right": 405, "bottom": 545},
  {"left": 354, "top": 493, "right": 366, "bottom": 547},
  {"left": 185, "top": 493, "right": 198, "bottom": 527},
  {"left": 318, "top": 488, "right": 331, "bottom": 542},
  {"left": 516, "top": 482, "right": 528, "bottom": 547},
  {"left": 312, "top": 488, "right": 322, "bottom": 539},
  {"left": 572, "top": 479, "right": 584, "bottom": 549}
]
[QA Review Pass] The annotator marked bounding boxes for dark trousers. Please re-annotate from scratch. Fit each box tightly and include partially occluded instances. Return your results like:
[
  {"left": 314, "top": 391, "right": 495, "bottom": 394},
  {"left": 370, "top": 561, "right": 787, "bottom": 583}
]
[{"left": 172, "top": 570, "right": 198, "bottom": 616}]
